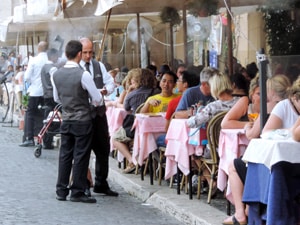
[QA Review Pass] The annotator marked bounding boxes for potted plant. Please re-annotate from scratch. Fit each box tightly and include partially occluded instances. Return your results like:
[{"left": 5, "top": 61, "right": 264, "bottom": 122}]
[
  {"left": 187, "top": 0, "right": 219, "bottom": 17},
  {"left": 159, "top": 6, "right": 181, "bottom": 26}
]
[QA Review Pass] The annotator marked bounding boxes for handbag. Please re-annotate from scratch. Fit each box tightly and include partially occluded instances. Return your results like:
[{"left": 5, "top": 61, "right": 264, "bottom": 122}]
[
  {"left": 188, "top": 124, "right": 207, "bottom": 146},
  {"left": 122, "top": 114, "right": 135, "bottom": 138},
  {"left": 188, "top": 127, "right": 201, "bottom": 146}
]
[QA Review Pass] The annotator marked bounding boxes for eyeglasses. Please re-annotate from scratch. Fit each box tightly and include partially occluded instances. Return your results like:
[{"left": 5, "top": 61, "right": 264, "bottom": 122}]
[{"left": 177, "top": 80, "right": 184, "bottom": 83}]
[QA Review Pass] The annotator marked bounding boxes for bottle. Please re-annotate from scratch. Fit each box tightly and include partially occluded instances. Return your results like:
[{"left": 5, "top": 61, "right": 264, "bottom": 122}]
[{"left": 116, "top": 88, "right": 120, "bottom": 97}]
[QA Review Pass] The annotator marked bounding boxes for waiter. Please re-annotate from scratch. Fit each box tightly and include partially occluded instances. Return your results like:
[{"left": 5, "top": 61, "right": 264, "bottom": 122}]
[{"left": 80, "top": 37, "right": 118, "bottom": 197}]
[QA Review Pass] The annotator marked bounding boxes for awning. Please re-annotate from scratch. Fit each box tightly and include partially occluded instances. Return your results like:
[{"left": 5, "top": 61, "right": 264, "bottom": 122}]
[{"left": 0, "top": 17, "right": 13, "bottom": 42}]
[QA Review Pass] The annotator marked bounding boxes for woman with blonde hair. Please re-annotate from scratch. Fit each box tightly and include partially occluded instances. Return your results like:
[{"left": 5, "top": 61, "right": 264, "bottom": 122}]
[
  {"left": 106, "top": 69, "right": 136, "bottom": 108},
  {"left": 223, "top": 74, "right": 291, "bottom": 225},
  {"left": 187, "top": 70, "right": 239, "bottom": 128}
]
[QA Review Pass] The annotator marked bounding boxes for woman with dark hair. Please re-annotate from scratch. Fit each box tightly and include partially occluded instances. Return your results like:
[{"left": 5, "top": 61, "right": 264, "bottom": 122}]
[{"left": 230, "top": 73, "right": 249, "bottom": 97}]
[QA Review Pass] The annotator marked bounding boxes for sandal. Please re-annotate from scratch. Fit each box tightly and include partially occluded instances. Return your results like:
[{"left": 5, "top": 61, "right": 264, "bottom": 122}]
[
  {"left": 222, "top": 215, "right": 247, "bottom": 225},
  {"left": 123, "top": 163, "right": 135, "bottom": 174}
]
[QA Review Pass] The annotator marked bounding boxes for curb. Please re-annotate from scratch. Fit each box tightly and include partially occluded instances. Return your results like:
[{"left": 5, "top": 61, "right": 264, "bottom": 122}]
[{"left": 101, "top": 156, "right": 227, "bottom": 225}]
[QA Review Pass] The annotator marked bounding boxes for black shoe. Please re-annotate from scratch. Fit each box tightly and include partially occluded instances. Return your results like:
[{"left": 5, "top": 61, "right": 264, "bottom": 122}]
[
  {"left": 93, "top": 186, "right": 119, "bottom": 197},
  {"left": 70, "top": 195, "right": 96, "bottom": 203},
  {"left": 84, "top": 188, "right": 91, "bottom": 197},
  {"left": 56, "top": 195, "right": 67, "bottom": 201},
  {"left": 19, "top": 139, "right": 35, "bottom": 147}
]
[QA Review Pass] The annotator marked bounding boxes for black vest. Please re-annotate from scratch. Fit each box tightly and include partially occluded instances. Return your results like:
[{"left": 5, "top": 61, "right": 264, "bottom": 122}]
[
  {"left": 41, "top": 64, "right": 55, "bottom": 99},
  {"left": 90, "top": 59, "right": 106, "bottom": 117},
  {"left": 53, "top": 67, "right": 91, "bottom": 121}
]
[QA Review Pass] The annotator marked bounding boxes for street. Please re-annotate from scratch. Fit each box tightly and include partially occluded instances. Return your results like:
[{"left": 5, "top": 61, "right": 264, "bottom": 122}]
[{"left": 0, "top": 124, "right": 182, "bottom": 225}]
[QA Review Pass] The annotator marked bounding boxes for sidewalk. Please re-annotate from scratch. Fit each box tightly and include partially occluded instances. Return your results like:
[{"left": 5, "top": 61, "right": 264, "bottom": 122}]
[
  {"left": 8, "top": 107, "right": 229, "bottom": 225},
  {"left": 93, "top": 155, "right": 229, "bottom": 225}
]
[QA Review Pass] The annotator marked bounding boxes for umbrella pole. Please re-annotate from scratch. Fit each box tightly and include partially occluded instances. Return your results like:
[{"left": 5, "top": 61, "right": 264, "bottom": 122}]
[{"left": 97, "top": 8, "right": 112, "bottom": 61}]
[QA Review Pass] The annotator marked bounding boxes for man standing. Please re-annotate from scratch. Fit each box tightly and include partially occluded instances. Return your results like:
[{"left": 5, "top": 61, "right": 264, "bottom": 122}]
[
  {"left": 40, "top": 48, "right": 60, "bottom": 149},
  {"left": 20, "top": 41, "right": 48, "bottom": 147},
  {"left": 53, "top": 40, "right": 101, "bottom": 203},
  {"left": 80, "top": 37, "right": 118, "bottom": 197}
]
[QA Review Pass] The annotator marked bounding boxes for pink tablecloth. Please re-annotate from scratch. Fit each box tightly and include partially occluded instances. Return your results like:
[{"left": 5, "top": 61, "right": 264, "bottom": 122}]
[
  {"left": 165, "top": 119, "right": 205, "bottom": 179},
  {"left": 106, "top": 107, "right": 128, "bottom": 155},
  {"left": 132, "top": 114, "right": 166, "bottom": 166},
  {"left": 217, "top": 129, "right": 249, "bottom": 203}
]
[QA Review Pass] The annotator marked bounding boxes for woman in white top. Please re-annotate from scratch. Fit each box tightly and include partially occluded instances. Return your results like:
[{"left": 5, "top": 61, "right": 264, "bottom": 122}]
[{"left": 262, "top": 77, "right": 300, "bottom": 134}]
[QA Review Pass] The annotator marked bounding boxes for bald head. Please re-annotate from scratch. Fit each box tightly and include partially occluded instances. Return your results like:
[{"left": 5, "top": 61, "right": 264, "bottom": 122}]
[
  {"left": 80, "top": 37, "right": 92, "bottom": 46},
  {"left": 38, "top": 41, "right": 48, "bottom": 53},
  {"left": 80, "top": 37, "right": 93, "bottom": 63}
]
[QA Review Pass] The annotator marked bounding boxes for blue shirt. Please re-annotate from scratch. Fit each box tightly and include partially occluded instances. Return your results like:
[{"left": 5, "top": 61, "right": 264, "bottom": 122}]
[{"left": 175, "top": 85, "right": 214, "bottom": 111}]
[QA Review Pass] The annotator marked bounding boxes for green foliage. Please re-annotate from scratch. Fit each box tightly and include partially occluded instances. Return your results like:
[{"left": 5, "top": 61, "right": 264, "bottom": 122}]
[
  {"left": 160, "top": 7, "right": 181, "bottom": 26},
  {"left": 187, "top": 0, "right": 219, "bottom": 17},
  {"left": 22, "top": 93, "right": 29, "bottom": 108},
  {"left": 259, "top": 0, "right": 300, "bottom": 56}
]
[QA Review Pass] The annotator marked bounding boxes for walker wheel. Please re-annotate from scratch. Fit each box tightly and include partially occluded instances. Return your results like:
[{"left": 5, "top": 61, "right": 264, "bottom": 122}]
[{"left": 34, "top": 145, "right": 42, "bottom": 158}]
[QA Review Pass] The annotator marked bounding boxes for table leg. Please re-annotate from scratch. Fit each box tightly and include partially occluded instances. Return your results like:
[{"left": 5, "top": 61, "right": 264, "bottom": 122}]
[
  {"left": 177, "top": 166, "right": 180, "bottom": 195},
  {"left": 149, "top": 153, "right": 154, "bottom": 185},
  {"left": 141, "top": 164, "right": 144, "bottom": 181},
  {"left": 189, "top": 156, "right": 193, "bottom": 200}
]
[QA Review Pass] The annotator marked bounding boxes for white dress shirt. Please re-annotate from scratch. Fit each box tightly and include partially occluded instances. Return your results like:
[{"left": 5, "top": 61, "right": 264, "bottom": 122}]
[
  {"left": 24, "top": 52, "right": 48, "bottom": 96},
  {"left": 79, "top": 60, "right": 115, "bottom": 96}
]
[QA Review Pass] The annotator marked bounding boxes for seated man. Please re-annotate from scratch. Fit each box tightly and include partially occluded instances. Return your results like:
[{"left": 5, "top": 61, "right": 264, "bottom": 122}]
[
  {"left": 156, "top": 70, "right": 199, "bottom": 148},
  {"left": 174, "top": 67, "right": 215, "bottom": 119},
  {"left": 140, "top": 71, "right": 178, "bottom": 114}
]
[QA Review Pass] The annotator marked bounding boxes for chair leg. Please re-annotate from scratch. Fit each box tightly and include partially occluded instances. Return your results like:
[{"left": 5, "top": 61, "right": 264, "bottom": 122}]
[
  {"left": 197, "top": 174, "right": 201, "bottom": 199},
  {"left": 169, "top": 175, "right": 173, "bottom": 188},
  {"left": 143, "top": 158, "right": 148, "bottom": 176},
  {"left": 180, "top": 175, "right": 185, "bottom": 191},
  {"left": 135, "top": 164, "right": 139, "bottom": 175},
  {"left": 158, "top": 149, "right": 165, "bottom": 185},
  {"left": 123, "top": 157, "right": 127, "bottom": 169},
  {"left": 207, "top": 165, "right": 217, "bottom": 204}
]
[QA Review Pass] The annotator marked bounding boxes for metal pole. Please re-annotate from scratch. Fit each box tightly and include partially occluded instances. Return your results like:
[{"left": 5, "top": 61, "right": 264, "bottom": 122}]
[
  {"left": 137, "top": 13, "right": 141, "bottom": 68},
  {"left": 183, "top": 6, "right": 188, "bottom": 64},
  {"left": 226, "top": 0, "right": 233, "bottom": 76},
  {"left": 170, "top": 23, "right": 174, "bottom": 69},
  {"left": 97, "top": 9, "right": 112, "bottom": 61},
  {"left": 257, "top": 49, "right": 268, "bottom": 133}
]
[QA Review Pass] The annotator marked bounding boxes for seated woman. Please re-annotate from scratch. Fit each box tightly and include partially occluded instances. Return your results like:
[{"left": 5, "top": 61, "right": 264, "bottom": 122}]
[
  {"left": 292, "top": 117, "right": 300, "bottom": 141},
  {"left": 222, "top": 74, "right": 291, "bottom": 225},
  {"left": 112, "top": 68, "right": 160, "bottom": 173},
  {"left": 230, "top": 72, "right": 249, "bottom": 97},
  {"left": 221, "top": 74, "right": 261, "bottom": 129},
  {"left": 185, "top": 69, "right": 240, "bottom": 197},
  {"left": 106, "top": 71, "right": 132, "bottom": 108},
  {"left": 187, "top": 70, "right": 239, "bottom": 129}
]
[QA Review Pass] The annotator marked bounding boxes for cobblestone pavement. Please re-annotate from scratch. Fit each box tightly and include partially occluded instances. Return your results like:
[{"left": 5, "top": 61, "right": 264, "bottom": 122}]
[{"left": 0, "top": 125, "right": 182, "bottom": 225}]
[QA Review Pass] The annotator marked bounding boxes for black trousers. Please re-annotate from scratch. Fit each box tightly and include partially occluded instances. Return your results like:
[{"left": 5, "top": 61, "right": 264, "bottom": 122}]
[
  {"left": 24, "top": 96, "right": 44, "bottom": 140},
  {"left": 92, "top": 114, "right": 110, "bottom": 189},
  {"left": 56, "top": 121, "right": 93, "bottom": 198},
  {"left": 43, "top": 97, "right": 58, "bottom": 147}
]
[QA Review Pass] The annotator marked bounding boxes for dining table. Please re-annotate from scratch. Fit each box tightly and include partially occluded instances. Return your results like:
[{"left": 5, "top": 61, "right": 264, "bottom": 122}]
[
  {"left": 106, "top": 106, "right": 128, "bottom": 161},
  {"left": 164, "top": 118, "right": 206, "bottom": 198},
  {"left": 217, "top": 129, "right": 249, "bottom": 203},
  {"left": 242, "top": 135, "right": 300, "bottom": 225},
  {"left": 132, "top": 113, "right": 166, "bottom": 184}
]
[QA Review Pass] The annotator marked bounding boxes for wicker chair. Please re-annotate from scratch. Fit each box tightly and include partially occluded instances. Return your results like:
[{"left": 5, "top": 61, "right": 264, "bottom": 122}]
[{"left": 196, "top": 111, "right": 227, "bottom": 203}]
